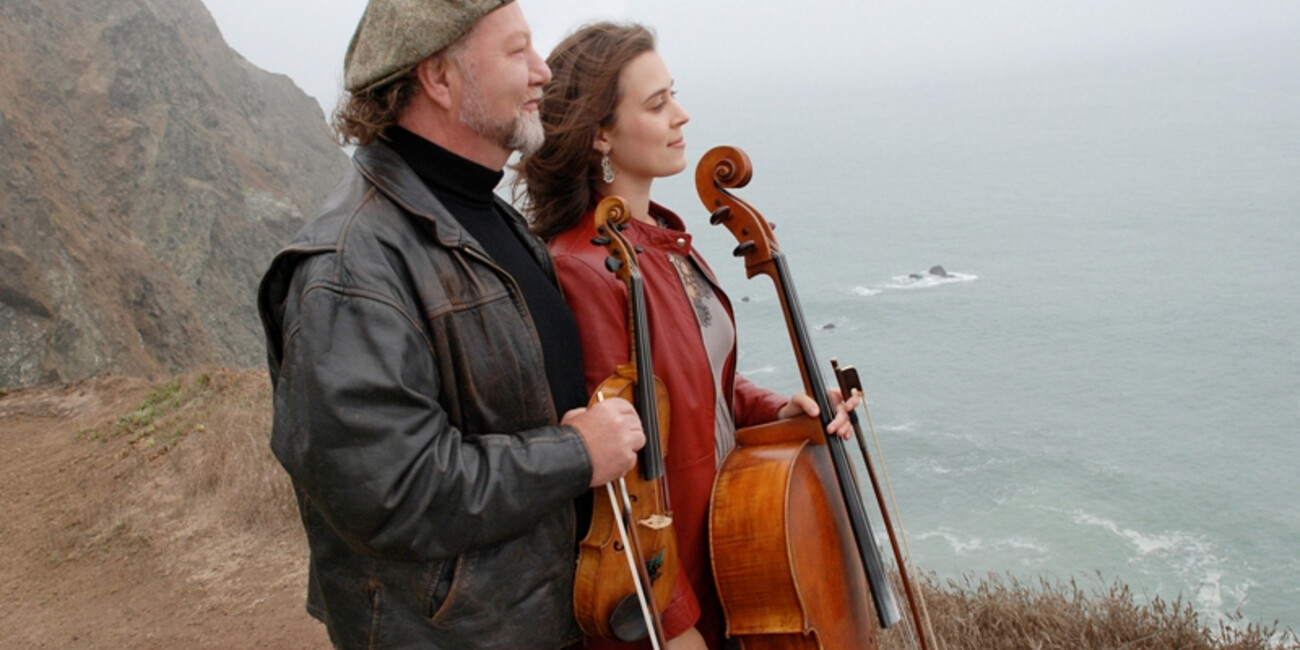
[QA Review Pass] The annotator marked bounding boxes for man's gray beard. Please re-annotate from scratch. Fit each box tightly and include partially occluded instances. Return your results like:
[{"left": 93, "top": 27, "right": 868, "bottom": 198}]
[
  {"left": 507, "top": 112, "right": 545, "bottom": 156},
  {"left": 459, "top": 85, "right": 544, "bottom": 157}
]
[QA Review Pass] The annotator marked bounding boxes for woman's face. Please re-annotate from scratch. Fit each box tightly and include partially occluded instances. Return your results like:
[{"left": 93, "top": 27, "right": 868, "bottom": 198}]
[{"left": 596, "top": 50, "right": 691, "bottom": 185}]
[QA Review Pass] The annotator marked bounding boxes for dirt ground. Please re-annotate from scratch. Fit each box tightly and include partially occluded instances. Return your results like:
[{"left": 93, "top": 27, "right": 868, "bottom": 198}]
[{"left": 0, "top": 370, "right": 330, "bottom": 649}]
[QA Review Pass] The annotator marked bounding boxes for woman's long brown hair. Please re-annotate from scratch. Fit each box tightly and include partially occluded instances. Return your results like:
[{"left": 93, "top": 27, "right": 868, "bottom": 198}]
[{"left": 515, "top": 23, "right": 656, "bottom": 240}]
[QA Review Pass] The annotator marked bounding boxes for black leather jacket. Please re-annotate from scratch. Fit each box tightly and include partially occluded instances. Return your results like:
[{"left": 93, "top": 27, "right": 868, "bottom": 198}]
[{"left": 258, "top": 141, "right": 589, "bottom": 649}]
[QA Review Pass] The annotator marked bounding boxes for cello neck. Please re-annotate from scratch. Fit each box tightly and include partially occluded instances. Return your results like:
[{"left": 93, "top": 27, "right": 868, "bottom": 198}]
[{"left": 768, "top": 251, "right": 834, "bottom": 422}]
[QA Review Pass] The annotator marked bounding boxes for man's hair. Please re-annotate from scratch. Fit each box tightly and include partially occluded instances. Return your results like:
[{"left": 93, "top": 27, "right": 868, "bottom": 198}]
[
  {"left": 330, "top": 71, "right": 421, "bottom": 146},
  {"left": 515, "top": 23, "right": 656, "bottom": 240},
  {"left": 330, "top": 29, "right": 474, "bottom": 147}
]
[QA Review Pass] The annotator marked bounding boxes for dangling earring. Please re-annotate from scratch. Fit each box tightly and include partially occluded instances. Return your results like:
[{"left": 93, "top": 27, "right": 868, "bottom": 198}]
[{"left": 600, "top": 152, "right": 615, "bottom": 184}]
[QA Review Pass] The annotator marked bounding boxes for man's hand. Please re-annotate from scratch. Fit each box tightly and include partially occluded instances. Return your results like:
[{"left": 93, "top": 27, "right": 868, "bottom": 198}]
[{"left": 562, "top": 397, "right": 645, "bottom": 487}]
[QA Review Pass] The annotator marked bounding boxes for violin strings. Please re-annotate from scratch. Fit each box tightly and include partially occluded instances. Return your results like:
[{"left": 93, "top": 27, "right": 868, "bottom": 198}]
[{"left": 607, "top": 480, "right": 663, "bottom": 650}]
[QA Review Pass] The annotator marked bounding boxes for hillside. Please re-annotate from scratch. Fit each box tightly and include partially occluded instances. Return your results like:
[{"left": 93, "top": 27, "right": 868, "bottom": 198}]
[{"left": 0, "top": 0, "right": 349, "bottom": 389}]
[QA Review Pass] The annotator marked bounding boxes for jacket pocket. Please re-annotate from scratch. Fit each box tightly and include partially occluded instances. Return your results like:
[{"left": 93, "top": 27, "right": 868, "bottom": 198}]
[{"left": 423, "top": 556, "right": 459, "bottom": 621}]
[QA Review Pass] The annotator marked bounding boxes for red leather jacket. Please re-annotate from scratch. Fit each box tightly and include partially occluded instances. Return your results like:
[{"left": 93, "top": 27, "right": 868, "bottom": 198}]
[{"left": 549, "top": 202, "right": 788, "bottom": 649}]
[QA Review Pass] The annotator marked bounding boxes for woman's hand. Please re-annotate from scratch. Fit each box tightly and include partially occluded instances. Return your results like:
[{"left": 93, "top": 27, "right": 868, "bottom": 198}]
[
  {"left": 776, "top": 389, "right": 861, "bottom": 440},
  {"left": 664, "top": 626, "right": 707, "bottom": 649}
]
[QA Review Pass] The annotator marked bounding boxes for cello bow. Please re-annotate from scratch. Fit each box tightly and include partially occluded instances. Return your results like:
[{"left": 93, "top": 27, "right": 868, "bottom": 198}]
[{"left": 833, "top": 359, "right": 937, "bottom": 650}]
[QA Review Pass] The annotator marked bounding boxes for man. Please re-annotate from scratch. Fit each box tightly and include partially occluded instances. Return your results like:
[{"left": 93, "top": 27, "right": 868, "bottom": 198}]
[{"left": 257, "top": 1, "right": 646, "bottom": 648}]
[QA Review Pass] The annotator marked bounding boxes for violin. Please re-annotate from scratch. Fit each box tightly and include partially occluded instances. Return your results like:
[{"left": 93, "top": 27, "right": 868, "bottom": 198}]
[
  {"left": 572, "top": 196, "right": 677, "bottom": 647},
  {"left": 697, "top": 145, "right": 907, "bottom": 648}
]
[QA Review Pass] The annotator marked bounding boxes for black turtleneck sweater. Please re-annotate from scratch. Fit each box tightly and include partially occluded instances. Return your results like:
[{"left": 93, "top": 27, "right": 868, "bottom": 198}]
[{"left": 386, "top": 127, "right": 587, "bottom": 418}]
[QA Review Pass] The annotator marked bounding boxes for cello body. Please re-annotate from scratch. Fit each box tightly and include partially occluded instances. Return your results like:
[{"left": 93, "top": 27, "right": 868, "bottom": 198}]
[{"left": 711, "top": 418, "right": 877, "bottom": 649}]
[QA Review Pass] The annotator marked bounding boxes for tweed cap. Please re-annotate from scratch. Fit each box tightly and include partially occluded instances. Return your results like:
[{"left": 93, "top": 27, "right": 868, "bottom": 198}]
[{"left": 343, "top": 0, "right": 514, "bottom": 92}]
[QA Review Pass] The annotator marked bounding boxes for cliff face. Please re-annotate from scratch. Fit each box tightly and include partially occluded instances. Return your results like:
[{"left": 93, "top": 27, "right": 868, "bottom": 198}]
[{"left": 0, "top": 0, "right": 350, "bottom": 387}]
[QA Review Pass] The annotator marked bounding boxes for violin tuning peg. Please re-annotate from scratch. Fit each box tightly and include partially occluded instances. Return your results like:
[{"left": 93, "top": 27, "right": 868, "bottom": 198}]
[
  {"left": 590, "top": 236, "right": 611, "bottom": 246},
  {"left": 768, "top": 221, "right": 776, "bottom": 230},
  {"left": 733, "top": 241, "right": 757, "bottom": 257},
  {"left": 614, "top": 222, "right": 630, "bottom": 232},
  {"left": 709, "top": 206, "right": 732, "bottom": 226},
  {"left": 634, "top": 246, "right": 644, "bottom": 254},
  {"left": 605, "top": 257, "right": 624, "bottom": 273}
]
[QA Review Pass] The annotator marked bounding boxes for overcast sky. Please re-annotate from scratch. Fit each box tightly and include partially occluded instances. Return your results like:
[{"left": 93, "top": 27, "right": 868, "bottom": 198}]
[{"left": 202, "top": 0, "right": 1298, "bottom": 118}]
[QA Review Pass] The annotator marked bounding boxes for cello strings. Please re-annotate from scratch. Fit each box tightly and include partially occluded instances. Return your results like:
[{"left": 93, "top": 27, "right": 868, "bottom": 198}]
[{"left": 861, "top": 396, "right": 941, "bottom": 649}]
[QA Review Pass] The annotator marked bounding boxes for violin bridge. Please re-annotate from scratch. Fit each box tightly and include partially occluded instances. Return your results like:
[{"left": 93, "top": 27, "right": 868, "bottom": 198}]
[{"left": 638, "top": 513, "right": 673, "bottom": 530}]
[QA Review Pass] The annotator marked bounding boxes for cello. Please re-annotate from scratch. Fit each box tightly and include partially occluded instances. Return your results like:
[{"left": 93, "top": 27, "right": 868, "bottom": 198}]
[
  {"left": 572, "top": 196, "right": 676, "bottom": 647},
  {"left": 697, "top": 145, "right": 905, "bottom": 649}
]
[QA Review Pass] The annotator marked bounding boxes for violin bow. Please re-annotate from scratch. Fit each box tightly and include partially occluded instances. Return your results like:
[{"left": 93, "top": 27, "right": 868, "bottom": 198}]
[{"left": 608, "top": 479, "right": 666, "bottom": 650}]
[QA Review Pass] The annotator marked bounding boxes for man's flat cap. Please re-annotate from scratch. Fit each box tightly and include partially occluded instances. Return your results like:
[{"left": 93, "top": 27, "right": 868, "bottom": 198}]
[{"left": 343, "top": 0, "right": 514, "bottom": 92}]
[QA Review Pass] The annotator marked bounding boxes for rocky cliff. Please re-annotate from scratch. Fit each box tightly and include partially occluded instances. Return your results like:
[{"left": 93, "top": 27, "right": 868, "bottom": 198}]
[{"left": 0, "top": 0, "right": 350, "bottom": 387}]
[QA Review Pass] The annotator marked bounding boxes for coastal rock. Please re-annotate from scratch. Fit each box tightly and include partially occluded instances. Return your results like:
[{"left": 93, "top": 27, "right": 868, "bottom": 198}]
[{"left": 0, "top": 0, "right": 349, "bottom": 387}]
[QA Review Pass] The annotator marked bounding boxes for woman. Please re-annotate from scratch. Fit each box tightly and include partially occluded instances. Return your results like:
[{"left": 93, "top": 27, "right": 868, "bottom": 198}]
[{"left": 519, "top": 23, "right": 857, "bottom": 650}]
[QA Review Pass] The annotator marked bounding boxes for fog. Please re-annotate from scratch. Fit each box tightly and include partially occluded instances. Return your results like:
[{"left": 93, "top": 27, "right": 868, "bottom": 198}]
[{"left": 202, "top": 0, "right": 1298, "bottom": 117}]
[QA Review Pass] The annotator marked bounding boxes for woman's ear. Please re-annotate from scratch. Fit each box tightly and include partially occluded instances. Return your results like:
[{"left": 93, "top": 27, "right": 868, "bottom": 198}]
[{"left": 592, "top": 128, "right": 611, "bottom": 156}]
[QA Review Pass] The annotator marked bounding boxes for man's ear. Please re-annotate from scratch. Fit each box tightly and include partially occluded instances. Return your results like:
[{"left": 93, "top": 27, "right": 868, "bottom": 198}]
[{"left": 415, "top": 56, "right": 456, "bottom": 111}]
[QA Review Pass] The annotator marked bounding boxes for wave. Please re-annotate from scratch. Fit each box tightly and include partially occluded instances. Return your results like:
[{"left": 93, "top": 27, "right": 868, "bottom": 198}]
[
  {"left": 1072, "top": 511, "right": 1195, "bottom": 556},
  {"left": 738, "top": 364, "right": 777, "bottom": 376},
  {"left": 1070, "top": 511, "right": 1257, "bottom": 624},
  {"left": 848, "top": 267, "right": 978, "bottom": 297},
  {"left": 884, "top": 271, "right": 979, "bottom": 290},
  {"left": 917, "top": 528, "right": 984, "bottom": 554},
  {"left": 877, "top": 420, "right": 917, "bottom": 433},
  {"left": 916, "top": 527, "right": 1049, "bottom": 557}
]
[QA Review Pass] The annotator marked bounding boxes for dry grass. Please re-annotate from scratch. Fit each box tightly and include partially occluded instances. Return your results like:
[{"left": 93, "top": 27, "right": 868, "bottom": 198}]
[
  {"left": 882, "top": 572, "right": 1300, "bottom": 650},
  {"left": 77, "top": 366, "right": 297, "bottom": 541}
]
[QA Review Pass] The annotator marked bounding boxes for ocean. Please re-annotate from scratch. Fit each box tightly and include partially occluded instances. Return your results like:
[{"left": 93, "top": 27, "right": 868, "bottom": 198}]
[{"left": 644, "top": 38, "right": 1300, "bottom": 629}]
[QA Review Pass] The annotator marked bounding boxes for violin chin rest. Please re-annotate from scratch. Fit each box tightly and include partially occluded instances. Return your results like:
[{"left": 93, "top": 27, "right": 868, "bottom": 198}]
[{"left": 609, "top": 594, "right": 649, "bottom": 643}]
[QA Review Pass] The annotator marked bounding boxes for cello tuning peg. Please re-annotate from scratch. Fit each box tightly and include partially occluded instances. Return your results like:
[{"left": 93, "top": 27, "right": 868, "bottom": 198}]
[
  {"left": 733, "top": 241, "right": 757, "bottom": 257},
  {"left": 590, "top": 235, "right": 611, "bottom": 246},
  {"left": 605, "top": 257, "right": 624, "bottom": 273},
  {"left": 768, "top": 221, "right": 776, "bottom": 230},
  {"left": 709, "top": 206, "right": 732, "bottom": 226}
]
